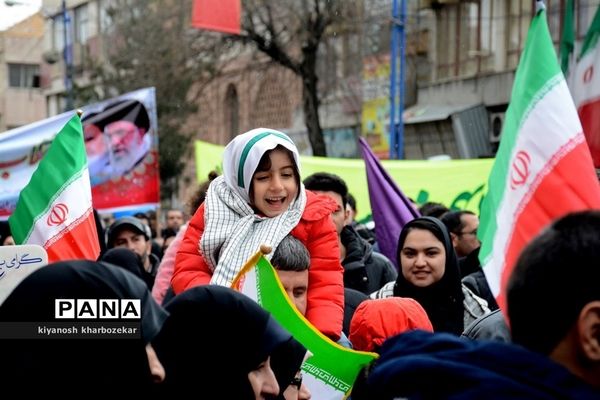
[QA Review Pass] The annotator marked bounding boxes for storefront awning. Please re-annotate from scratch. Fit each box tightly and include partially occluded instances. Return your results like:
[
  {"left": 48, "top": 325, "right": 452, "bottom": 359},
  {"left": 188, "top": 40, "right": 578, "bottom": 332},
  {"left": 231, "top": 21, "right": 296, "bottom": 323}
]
[{"left": 403, "top": 103, "right": 480, "bottom": 124}]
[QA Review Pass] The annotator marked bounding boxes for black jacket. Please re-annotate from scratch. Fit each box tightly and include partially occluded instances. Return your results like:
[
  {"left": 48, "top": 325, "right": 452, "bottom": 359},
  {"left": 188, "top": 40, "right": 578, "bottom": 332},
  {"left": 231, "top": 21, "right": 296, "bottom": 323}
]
[
  {"left": 462, "top": 269, "right": 499, "bottom": 311},
  {"left": 341, "top": 225, "right": 397, "bottom": 295}
]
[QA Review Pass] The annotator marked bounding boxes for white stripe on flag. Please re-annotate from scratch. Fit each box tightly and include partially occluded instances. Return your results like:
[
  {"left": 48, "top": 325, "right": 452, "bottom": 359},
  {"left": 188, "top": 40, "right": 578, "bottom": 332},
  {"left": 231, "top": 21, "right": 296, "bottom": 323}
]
[
  {"left": 573, "top": 49, "right": 600, "bottom": 107},
  {"left": 27, "top": 169, "right": 93, "bottom": 247},
  {"left": 239, "top": 267, "right": 259, "bottom": 302}
]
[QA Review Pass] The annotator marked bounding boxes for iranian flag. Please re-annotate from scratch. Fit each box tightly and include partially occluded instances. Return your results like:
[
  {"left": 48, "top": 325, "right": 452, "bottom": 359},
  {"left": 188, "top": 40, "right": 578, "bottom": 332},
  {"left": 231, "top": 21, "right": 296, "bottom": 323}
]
[
  {"left": 232, "top": 248, "right": 377, "bottom": 400},
  {"left": 478, "top": 3, "right": 600, "bottom": 311},
  {"left": 9, "top": 114, "right": 100, "bottom": 263},
  {"left": 572, "top": 5, "right": 600, "bottom": 167}
]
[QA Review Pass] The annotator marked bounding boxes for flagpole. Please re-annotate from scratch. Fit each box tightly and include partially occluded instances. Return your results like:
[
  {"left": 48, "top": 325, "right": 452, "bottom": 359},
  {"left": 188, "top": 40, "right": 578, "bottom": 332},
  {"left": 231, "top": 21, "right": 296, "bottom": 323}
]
[
  {"left": 536, "top": 0, "right": 545, "bottom": 12},
  {"left": 388, "top": 0, "right": 406, "bottom": 159},
  {"left": 230, "top": 244, "right": 272, "bottom": 289}
]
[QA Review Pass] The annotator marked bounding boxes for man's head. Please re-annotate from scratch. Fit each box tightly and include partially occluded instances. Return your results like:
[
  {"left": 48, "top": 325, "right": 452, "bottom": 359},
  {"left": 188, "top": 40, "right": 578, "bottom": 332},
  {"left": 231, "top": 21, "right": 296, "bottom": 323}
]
[
  {"left": 303, "top": 172, "right": 349, "bottom": 236},
  {"left": 418, "top": 202, "right": 449, "bottom": 219},
  {"left": 165, "top": 209, "right": 185, "bottom": 232},
  {"left": 83, "top": 99, "right": 151, "bottom": 178},
  {"left": 345, "top": 193, "right": 357, "bottom": 225},
  {"left": 441, "top": 211, "right": 480, "bottom": 257},
  {"left": 133, "top": 212, "right": 150, "bottom": 227},
  {"left": 271, "top": 235, "right": 310, "bottom": 316},
  {"left": 106, "top": 216, "right": 152, "bottom": 270},
  {"left": 507, "top": 210, "right": 600, "bottom": 388}
]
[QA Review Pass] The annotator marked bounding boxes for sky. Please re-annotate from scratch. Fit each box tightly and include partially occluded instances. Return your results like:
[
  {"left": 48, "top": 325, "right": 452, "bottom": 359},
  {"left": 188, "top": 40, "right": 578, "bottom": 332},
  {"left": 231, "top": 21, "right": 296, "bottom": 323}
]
[{"left": 0, "top": 0, "right": 42, "bottom": 31}]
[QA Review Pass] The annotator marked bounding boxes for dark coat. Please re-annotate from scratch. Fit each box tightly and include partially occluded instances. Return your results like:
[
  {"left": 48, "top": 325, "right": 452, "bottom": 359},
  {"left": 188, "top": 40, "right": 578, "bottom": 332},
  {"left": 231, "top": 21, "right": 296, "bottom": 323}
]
[
  {"left": 343, "top": 287, "right": 369, "bottom": 336},
  {"left": 341, "top": 224, "right": 397, "bottom": 295},
  {"left": 462, "top": 269, "right": 499, "bottom": 311},
  {"left": 351, "top": 330, "right": 600, "bottom": 399}
]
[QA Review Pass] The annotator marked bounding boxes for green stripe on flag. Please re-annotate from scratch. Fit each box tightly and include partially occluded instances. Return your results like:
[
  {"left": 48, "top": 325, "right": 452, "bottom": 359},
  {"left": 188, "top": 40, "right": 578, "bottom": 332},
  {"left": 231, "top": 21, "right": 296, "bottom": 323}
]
[
  {"left": 254, "top": 256, "right": 377, "bottom": 393},
  {"left": 9, "top": 115, "right": 87, "bottom": 243},
  {"left": 560, "top": 0, "right": 574, "bottom": 74},
  {"left": 580, "top": 6, "right": 600, "bottom": 59},
  {"left": 237, "top": 131, "right": 294, "bottom": 188},
  {"left": 478, "top": 8, "right": 563, "bottom": 265}
]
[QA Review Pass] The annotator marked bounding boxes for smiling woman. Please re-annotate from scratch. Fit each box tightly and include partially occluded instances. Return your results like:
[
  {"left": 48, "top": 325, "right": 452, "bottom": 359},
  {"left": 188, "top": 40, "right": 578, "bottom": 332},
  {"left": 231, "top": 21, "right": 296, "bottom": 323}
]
[
  {"left": 370, "top": 216, "right": 490, "bottom": 335},
  {"left": 0, "top": 0, "right": 41, "bottom": 31}
]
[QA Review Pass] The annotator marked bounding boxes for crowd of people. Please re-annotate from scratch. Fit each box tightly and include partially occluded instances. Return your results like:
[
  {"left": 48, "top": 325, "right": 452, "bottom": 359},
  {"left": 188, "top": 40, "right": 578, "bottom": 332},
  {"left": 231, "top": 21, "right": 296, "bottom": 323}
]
[{"left": 1, "top": 127, "right": 599, "bottom": 398}]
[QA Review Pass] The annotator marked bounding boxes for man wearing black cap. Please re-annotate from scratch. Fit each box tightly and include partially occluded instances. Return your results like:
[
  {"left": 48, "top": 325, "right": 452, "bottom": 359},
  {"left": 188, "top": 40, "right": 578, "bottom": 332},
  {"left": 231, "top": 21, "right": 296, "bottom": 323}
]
[{"left": 106, "top": 216, "right": 159, "bottom": 289}]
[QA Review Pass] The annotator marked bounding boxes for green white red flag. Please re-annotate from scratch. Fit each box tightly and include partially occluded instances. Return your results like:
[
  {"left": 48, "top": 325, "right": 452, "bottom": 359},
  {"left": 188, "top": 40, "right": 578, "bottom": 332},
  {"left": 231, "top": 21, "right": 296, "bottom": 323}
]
[
  {"left": 232, "top": 250, "right": 377, "bottom": 400},
  {"left": 478, "top": 3, "right": 600, "bottom": 311},
  {"left": 9, "top": 114, "right": 100, "bottom": 263},
  {"left": 571, "top": 5, "right": 600, "bottom": 167}
]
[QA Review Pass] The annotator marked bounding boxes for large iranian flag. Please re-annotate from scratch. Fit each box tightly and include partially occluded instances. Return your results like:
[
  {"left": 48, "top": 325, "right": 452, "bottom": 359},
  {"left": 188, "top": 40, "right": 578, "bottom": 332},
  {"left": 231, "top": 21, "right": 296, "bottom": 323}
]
[
  {"left": 9, "top": 114, "right": 100, "bottom": 263},
  {"left": 572, "top": 5, "right": 600, "bottom": 167},
  {"left": 478, "top": 4, "right": 600, "bottom": 311}
]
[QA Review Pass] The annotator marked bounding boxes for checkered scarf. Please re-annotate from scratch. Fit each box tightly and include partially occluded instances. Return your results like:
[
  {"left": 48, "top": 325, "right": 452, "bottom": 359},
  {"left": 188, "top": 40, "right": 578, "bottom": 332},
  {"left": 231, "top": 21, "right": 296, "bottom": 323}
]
[{"left": 202, "top": 175, "right": 307, "bottom": 286}]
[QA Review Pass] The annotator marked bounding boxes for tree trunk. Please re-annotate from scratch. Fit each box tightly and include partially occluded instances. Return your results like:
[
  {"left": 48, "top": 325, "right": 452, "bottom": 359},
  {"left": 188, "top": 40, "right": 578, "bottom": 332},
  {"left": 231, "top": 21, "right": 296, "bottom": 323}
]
[{"left": 301, "top": 54, "right": 327, "bottom": 156}]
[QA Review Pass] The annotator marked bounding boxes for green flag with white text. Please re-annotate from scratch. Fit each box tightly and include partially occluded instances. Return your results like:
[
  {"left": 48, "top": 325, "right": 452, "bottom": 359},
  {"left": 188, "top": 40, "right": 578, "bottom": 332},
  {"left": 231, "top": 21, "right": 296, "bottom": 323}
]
[{"left": 232, "top": 250, "right": 377, "bottom": 399}]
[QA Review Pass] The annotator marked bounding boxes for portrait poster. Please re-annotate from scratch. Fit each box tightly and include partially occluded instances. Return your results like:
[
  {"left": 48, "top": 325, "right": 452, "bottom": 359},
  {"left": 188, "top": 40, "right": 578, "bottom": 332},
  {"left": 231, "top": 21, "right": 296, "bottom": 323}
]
[{"left": 0, "top": 87, "right": 159, "bottom": 219}]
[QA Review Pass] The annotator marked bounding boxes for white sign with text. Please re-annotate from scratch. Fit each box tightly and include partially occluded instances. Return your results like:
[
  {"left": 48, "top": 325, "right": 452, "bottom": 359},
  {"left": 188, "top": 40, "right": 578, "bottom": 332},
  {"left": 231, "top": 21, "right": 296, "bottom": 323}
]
[{"left": 0, "top": 244, "right": 47, "bottom": 305}]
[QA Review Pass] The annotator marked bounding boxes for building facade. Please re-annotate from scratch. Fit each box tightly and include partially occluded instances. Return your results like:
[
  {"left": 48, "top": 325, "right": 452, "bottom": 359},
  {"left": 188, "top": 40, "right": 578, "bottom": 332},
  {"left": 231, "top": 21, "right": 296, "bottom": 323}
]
[
  {"left": 410, "top": 0, "right": 600, "bottom": 158},
  {"left": 0, "top": 12, "right": 45, "bottom": 132},
  {"left": 3, "top": 0, "right": 598, "bottom": 206}
]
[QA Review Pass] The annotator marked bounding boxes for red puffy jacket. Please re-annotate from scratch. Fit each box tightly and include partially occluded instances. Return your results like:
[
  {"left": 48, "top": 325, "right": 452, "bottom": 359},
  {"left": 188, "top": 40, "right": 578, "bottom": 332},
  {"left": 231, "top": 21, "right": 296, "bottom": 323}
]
[{"left": 172, "top": 190, "right": 344, "bottom": 341}]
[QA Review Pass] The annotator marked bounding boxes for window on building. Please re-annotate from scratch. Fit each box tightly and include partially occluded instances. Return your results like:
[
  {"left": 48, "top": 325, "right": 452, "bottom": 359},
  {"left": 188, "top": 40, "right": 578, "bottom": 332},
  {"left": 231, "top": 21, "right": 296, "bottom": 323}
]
[
  {"left": 458, "top": 2, "right": 480, "bottom": 77},
  {"left": 224, "top": 84, "right": 239, "bottom": 141},
  {"left": 546, "top": 0, "right": 561, "bottom": 43},
  {"left": 74, "top": 4, "right": 89, "bottom": 44},
  {"left": 317, "top": 38, "right": 339, "bottom": 94},
  {"left": 479, "top": 0, "right": 496, "bottom": 73},
  {"left": 436, "top": 2, "right": 481, "bottom": 79},
  {"left": 577, "top": 0, "right": 598, "bottom": 39},
  {"left": 47, "top": 94, "right": 66, "bottom": 116},
  {"left": 8, "top": 64, "right": 40, "bottom": 88},
  {"left": 507, "top": 0, "right": 534, "bottom": 69},
  {"left": 100, "top": 0, "right": 116, "bottom": 33}
]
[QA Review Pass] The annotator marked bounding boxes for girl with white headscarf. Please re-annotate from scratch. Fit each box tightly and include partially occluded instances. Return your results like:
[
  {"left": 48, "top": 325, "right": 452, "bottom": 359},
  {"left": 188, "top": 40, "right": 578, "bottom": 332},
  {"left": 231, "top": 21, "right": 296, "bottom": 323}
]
[{"left": 172, "top": 128, "right": 344, "bottom": 341}]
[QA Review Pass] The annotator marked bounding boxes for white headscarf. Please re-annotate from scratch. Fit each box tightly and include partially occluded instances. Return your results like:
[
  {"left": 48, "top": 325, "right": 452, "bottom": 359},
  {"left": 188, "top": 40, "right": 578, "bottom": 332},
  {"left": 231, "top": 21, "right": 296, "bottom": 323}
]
[
  {"left": 222, "top": 128, "right": 302, "bottom": 202},
  {"left": 202, "top": 128, "right": 307, "bottom": 286}
]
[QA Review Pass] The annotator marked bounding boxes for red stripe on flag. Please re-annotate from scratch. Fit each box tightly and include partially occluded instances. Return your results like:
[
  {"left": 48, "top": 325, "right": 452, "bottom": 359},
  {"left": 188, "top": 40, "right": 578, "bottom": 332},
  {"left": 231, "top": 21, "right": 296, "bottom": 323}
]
[
  {"left": 191, "top": 0, "right": 241, "bottom": 34},
  {"left": 578, "top": 99, "right": 600, "bottom": 167},
  {"left": 496, "top": 141, "right": 600, "bottom": 310},
  {"left": 45, "top": 212, "right": 100, "bottom": 263}
]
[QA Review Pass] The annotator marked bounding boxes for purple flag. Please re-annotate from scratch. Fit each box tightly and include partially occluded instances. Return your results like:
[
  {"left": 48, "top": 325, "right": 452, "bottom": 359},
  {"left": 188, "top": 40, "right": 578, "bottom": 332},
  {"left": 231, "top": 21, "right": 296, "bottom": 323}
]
[{"left": 359, "top": 137, "right": 420, "bottom": 268}]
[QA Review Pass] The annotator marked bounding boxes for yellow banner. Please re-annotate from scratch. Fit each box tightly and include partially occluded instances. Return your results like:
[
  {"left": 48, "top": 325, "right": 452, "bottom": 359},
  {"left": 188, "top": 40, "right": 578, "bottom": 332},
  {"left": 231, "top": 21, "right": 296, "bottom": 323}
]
[{"left": 195, "top": 140, "right": 493, "bottom": 221}]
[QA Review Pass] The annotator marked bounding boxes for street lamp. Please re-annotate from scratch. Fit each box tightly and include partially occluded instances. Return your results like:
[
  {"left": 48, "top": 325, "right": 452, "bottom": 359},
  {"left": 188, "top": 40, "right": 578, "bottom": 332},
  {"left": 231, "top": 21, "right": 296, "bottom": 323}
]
[{"left": 62, "top": 0, "right": 74, "bottom": 111}]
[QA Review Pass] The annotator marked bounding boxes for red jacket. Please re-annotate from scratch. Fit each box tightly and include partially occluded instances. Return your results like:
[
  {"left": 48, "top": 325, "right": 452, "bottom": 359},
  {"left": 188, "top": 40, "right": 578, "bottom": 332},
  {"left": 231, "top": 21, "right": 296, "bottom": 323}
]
[{"left": 172, "top": 190, "right": 344, "bottom": 341}]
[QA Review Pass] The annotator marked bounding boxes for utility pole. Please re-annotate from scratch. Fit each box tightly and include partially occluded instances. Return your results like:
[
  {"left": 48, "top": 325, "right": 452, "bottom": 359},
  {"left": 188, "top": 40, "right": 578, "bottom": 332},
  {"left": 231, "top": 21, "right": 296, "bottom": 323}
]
[
  {"left": 62, "top": 0, "right": 73, "bottom": 111},
  {"left": 389, "top": 0, "right": 406, "bottom": 159}
]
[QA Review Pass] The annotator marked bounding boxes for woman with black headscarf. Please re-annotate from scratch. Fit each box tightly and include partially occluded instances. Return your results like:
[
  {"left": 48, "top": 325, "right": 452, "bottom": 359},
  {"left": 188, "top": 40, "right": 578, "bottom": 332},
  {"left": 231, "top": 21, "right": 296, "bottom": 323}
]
[
  {"left": 270, "top": 336, "right": 312, "bottom": 399},
  {"left": 371, "top": 217, "right": 489, "bottom": 335},
  {"left": 151, "top": 285, "right": 293, "bottom": 398},
  {"left": 0, "top": 260, "right": 168, "bottom": 394},
  {"left": 101, "top": 246, "right": 155, "bottom": 289}
]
